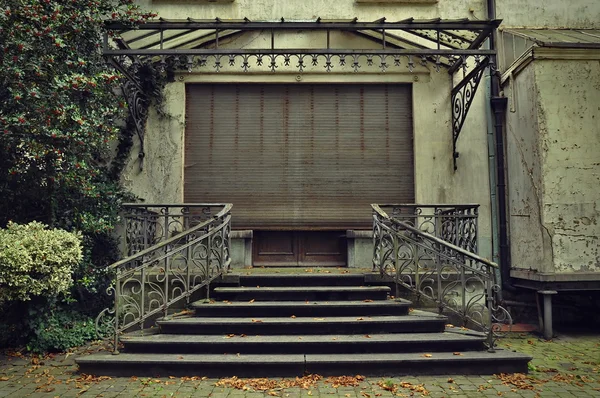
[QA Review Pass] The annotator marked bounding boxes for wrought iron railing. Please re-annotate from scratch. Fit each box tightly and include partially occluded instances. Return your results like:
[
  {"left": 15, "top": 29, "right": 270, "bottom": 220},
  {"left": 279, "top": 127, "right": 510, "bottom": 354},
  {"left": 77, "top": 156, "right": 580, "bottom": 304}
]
[
  {"left": 123, "top": 203, "right": 227, "bottom": 256},
  {"left": 376, "top": 204, "right": 479, "bottom": 254},
  {"left": 372, "top": 204, "right": 510, "bottom": 350},
  {"left": 96, "top": 203, "right": 232, "bottom": 354}
]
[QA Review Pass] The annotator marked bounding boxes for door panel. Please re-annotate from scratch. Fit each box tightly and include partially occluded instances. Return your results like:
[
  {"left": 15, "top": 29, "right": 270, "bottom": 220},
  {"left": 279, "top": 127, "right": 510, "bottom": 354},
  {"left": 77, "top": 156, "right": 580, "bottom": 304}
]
[
  {"left": 253, "top": 231, "right": 346, "bottom": 267},
  {"left": 299, "top": 231, "right": 346, "bottom": 266},
  {"left": 253, "top": 231, "right": 298, "bottom": 266}
]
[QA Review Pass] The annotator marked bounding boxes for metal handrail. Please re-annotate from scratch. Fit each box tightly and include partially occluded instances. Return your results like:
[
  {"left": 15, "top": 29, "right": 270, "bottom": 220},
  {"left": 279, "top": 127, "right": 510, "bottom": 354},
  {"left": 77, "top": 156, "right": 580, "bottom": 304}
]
[
  {"left": 374, "top": 203, "right": 479, "bottom": 254},
  {"left": 372, "top": 204, "right": 495, "bottom": 268},
  {"left": 111, "top": 203, "right": 232, "bottom": 269},
  {"left": 96, "top": 203, "right": 232, "bottom": 354},
  {"left": 372, "top": 203, "right": 510, "bottom": 350}
]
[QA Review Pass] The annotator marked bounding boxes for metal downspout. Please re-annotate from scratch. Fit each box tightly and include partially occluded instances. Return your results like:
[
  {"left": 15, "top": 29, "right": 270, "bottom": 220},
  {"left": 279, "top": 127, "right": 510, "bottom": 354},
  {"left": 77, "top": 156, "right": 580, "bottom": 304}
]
[{"left": 487, "top": 0, "right": 515, "bottom": 292}]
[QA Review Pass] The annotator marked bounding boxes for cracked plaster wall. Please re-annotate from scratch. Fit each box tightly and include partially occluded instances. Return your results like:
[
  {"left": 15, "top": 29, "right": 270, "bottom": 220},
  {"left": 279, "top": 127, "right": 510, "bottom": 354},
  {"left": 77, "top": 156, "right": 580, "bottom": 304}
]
[
  {"left": 497, "top": 0, "right": 600, "bottom": 29},
  {"left": 536, "top": 59, "right": 600, "bottom": 273},
  {"left": 506, "top": 59, "right": 600, "bottom": 275}
]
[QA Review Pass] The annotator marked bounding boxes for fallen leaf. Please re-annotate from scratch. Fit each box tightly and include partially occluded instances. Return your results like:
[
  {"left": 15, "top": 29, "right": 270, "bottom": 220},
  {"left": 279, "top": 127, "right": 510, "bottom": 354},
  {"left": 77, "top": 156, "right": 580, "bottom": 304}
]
[
  {"left": 314, "top": 318, "right": 325, "bottom": 321},
  {"left": 453, "top": 352, "right": 463, "bottom": 356},
  {"left": 447, "top": 378, "right": 454, "bottom": 383},
  {"left": 290, "top": 315, "right": 296, "bottom": 319},
  {"left": 423, "top": 354, "right": 433, "bottom": 358},
  {"left": 225, "top": 334, "right": 235, "bottom": 339},
  {"left": 364, "top": 334, "right": 371, "bottom": 338},
  {"left": 249, "top": 299, "right": 255, "bottom": 303},
  {"left": 356, "top": 317, "right": 365, "bottom": 321},
  {"left": 363, "top": 299, "right": 373, "bottom": 303},
  {"left": 445, "top": 324, "right": 454, "bottom": 328},
  {"left": 251, "top": 319, "right": 263, "bottom": 323},
  {"left": 0, "top": 377, "right": 10, "bottom": 381}
]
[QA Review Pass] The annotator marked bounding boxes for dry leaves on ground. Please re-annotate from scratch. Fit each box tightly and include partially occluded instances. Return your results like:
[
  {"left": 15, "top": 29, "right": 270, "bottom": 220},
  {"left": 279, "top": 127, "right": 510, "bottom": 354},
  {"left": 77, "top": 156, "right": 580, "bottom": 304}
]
[
  {"left": 324, "top": 375, "right": 365, "bottom": 388},
  {"left": 495, "top": 373, "right": 543, "bottom": 391},
  {"left": 215, "top": 374, "right": 369, "bottom": 392}
]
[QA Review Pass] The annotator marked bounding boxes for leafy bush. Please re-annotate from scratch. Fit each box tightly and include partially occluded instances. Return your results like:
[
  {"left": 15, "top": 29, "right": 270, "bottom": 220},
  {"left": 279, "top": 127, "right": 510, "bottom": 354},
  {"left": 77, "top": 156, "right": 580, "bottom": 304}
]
[
  {"left": 0, "top": 221, "right": 82, "bottom": 302},
  {"left": 28, "top": 308, "right": 98, "bottom": 353}
]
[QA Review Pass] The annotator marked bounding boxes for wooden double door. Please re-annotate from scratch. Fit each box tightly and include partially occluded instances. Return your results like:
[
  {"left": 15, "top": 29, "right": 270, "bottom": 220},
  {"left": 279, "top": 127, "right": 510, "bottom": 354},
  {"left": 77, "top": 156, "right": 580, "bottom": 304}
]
[{"left": 253, "top": 231, "right": 347, "bottom": 267}]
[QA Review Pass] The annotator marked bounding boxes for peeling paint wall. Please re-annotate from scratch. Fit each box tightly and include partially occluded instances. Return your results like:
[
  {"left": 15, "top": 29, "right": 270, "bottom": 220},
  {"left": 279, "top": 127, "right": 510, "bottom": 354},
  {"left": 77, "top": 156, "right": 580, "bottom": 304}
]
[
  {"left": 506, "top": 59, "right": 600, "bottom": 275},
  {"left": 496, "top": 0, "right": 600, "bottom": 29},
  {"left": 138, "top": 0, "right": 485, "bottom": 21},
  {"left": 535, "top": 59, "right": 600, "bottom": 273},
  {"left": 505, "top": 63, "right": 552, "bottom": 273}
]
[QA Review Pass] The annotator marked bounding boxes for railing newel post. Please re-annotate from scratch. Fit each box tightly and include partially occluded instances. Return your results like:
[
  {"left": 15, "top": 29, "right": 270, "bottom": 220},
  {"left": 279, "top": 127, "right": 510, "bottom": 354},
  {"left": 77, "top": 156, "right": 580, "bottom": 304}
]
[
  {"left": 486, "top": 275, "right": 495, "bottom": 352},
  {"left": 112, "top": 270, "right": 121, "bottom": 355},
  {"left": 206, "top": 228, "right": 213, "bottom": 301},
  {"left": 186, "top": 231, "right": 192, "bottom": 304}
]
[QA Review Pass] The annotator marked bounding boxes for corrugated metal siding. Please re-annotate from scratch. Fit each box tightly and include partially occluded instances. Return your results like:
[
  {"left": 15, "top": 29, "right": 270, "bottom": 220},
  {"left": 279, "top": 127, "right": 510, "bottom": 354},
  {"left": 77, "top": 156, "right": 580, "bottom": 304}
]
[{"left": 184, "top": 83, "right": 414, "bottom": 229}]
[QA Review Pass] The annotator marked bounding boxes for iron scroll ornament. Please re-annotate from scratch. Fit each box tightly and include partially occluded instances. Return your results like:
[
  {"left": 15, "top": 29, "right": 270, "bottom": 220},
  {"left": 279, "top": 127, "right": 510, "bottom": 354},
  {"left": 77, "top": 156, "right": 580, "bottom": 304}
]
[
  {"left": 121, "top": 79, "right": 149, "bottom": 171},
  {"left": 451, "top": 57, "right": 491, "bottom": 170}
]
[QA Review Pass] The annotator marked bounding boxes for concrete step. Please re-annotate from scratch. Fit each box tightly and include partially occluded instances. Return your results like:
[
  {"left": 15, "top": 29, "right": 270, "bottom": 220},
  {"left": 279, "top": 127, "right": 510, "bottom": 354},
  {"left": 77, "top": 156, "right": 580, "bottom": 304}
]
[
  {"left": 191, "top": 299, "right": 412, "bottom": 317},
  {"left": 76, "top": 350, "right": 532, "bottom": 377},
  {"left": 213, "top": 286, "right": 390, "bottom": 301},
  {"left": 237, "top": 274, "right": 367, "bottom": 287},
  {"left": 157, "top": 311, "right": 447, "bottom": 335},
  {"left": 122, "top": 332, "right": 486, "bottom": 354}
]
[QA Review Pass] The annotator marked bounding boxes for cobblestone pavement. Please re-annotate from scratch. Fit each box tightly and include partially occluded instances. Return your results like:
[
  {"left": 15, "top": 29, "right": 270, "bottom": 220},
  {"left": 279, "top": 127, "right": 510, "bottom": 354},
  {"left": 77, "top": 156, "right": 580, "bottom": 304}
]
[{"left": 1, "top": 332, "right": 598, "bottom": 398}]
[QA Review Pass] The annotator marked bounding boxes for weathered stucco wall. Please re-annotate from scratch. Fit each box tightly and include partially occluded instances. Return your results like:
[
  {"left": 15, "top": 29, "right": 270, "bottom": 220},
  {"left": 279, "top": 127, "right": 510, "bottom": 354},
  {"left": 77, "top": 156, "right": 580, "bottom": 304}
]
[
  {"left": 496, "top": 0, "right": 600, "bottom": 29},
  {"left": 506, "top": 58, "right": 600, "bottom": 276},
  {"left": 139, "top": 0, "right": 485, "bottom": 21},
  {"left": 505, "top": 63, "right": 551, "bottom": 273},
  {"left": 536, "top": 59, "right": 600, "bottom": 274}
]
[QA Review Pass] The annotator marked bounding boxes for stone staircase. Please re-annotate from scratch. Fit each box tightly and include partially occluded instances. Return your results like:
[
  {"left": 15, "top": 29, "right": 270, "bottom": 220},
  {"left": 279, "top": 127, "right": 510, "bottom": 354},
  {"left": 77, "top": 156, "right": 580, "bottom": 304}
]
[{"left": 77, "top": 273, "right": 531, "bottom": 377}]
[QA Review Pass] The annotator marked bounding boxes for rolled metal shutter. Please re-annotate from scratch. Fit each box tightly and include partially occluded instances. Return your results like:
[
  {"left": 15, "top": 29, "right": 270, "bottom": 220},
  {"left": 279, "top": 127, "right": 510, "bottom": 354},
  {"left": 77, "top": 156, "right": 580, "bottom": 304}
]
[{"left": 184, "top": 83, "right": 414, "bottom": 229}]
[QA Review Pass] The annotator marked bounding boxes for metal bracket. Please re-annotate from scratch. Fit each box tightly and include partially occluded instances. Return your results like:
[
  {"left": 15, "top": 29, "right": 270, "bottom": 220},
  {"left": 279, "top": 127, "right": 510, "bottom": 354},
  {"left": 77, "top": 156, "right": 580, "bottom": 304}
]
[
  {"left": 451, "top": 57, "right": 490, "bottom": 170},
  {"left": 121, "top": 75, "right": 149, "bottom": 171}
]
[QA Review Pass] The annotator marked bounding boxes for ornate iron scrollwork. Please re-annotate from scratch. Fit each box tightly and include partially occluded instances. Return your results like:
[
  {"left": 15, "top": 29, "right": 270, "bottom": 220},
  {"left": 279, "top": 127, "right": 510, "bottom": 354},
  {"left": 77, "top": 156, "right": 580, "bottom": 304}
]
[
  {"left": 372, "top": 204, "right": 512, "bottom": 350},
  {"left": 451, "top": 57, "right": 490, "bottom": 171},
  {"left": 121, "top": 79, "right": 149, "bottom": 171}
]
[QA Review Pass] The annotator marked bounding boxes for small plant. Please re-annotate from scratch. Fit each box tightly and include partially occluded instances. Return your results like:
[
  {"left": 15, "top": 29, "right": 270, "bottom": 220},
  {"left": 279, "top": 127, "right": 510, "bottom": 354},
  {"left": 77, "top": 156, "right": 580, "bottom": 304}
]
[{"left": 528, "top": 362, "right": 538, "bottom": 372}]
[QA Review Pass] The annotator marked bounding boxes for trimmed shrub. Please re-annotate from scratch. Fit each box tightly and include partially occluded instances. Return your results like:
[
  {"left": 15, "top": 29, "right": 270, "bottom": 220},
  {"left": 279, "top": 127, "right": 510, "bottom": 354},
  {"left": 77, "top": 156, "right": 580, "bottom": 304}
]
[{"left": 0, "top": 221, "right": 82, "bottom": 302}]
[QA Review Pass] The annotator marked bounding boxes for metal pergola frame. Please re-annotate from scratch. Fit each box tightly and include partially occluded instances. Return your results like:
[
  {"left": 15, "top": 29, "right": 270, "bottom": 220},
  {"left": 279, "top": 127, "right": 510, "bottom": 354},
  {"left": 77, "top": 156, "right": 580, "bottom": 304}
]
[{"left": 103, "top": 17, "right": 501, "bottom": 170}]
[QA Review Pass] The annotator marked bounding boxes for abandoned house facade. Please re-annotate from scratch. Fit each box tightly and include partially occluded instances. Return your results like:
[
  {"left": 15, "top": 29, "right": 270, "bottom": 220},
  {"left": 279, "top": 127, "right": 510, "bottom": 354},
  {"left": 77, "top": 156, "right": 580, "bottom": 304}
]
[{"left": 115, "top": 0, "right": 599, "bottom": 311}]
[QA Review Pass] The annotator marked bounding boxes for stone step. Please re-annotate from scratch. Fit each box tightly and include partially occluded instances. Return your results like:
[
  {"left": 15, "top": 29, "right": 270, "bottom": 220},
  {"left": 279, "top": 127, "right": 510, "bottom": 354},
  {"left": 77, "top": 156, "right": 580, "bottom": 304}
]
[
  {"left": 191, "top": 299, "right": 412, "bottom": 317},
  {"left": 121, "top": 332, "right": 486, "bottom": 354},
  {"left": 76, "top": 350, "right": 532, "bottom": 377},
  {"left": 157, "top": 311, "right": 447, "bottom": 335},
  {"left": 213, "top": 286, "right": 390, "bottom": 301},
  {"left": 237, "top": 274, "right": 367, "bottom": 287}
]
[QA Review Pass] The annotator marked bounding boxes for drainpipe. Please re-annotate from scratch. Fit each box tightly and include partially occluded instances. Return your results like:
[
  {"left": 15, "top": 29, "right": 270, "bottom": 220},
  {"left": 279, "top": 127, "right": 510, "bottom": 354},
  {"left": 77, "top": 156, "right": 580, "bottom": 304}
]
[{"left": 487, "top": 0, "right": 516, "bottom": 292}]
